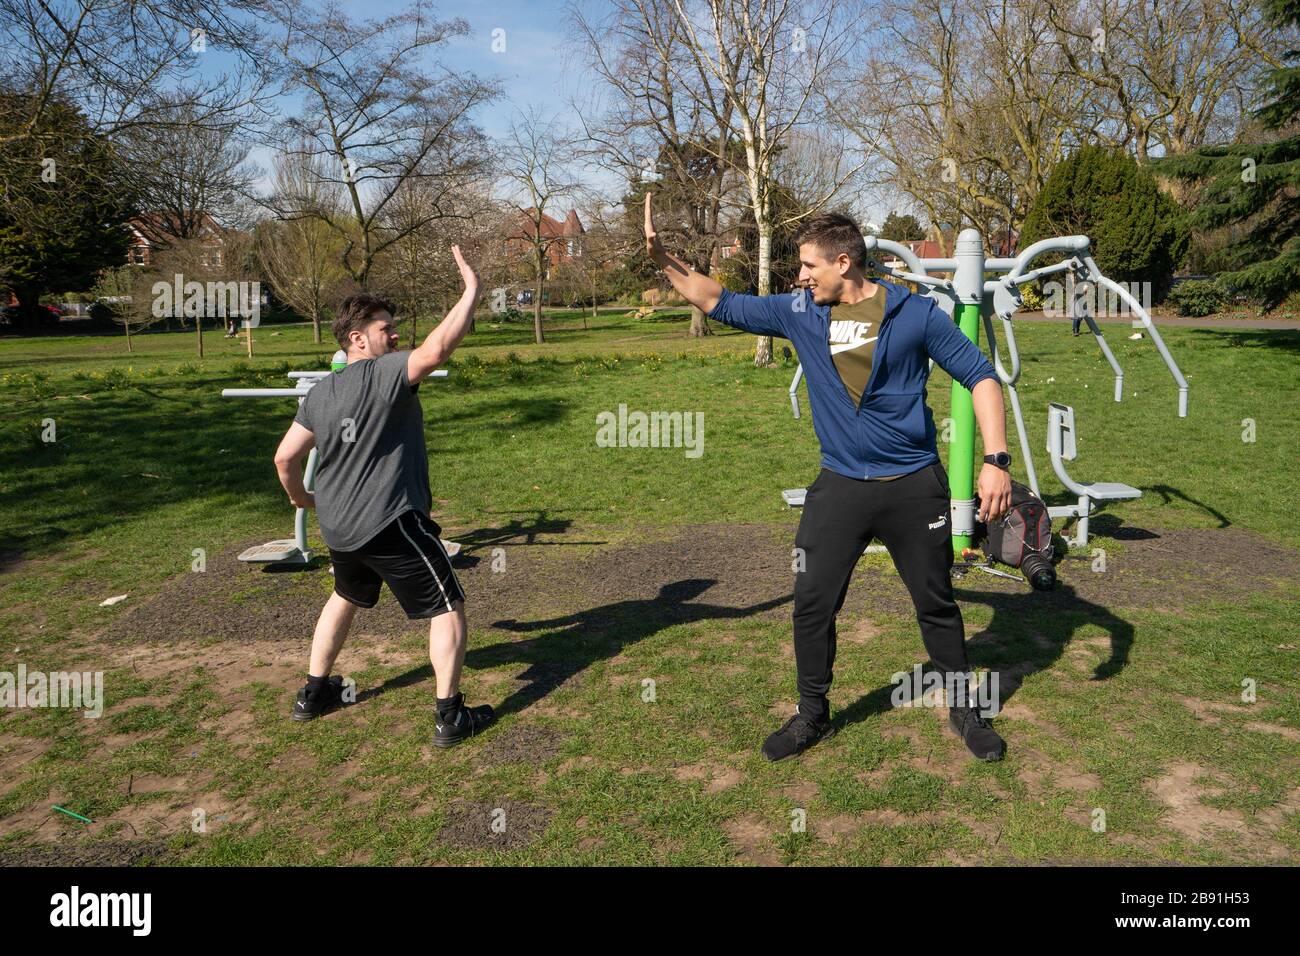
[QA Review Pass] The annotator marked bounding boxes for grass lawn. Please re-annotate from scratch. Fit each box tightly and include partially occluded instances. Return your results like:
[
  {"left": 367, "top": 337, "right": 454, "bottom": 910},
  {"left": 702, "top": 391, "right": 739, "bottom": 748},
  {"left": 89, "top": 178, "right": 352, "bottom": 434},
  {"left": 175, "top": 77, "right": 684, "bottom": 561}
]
[{"left": 0, "top": 308, "right": 1297, "bottom": 865}]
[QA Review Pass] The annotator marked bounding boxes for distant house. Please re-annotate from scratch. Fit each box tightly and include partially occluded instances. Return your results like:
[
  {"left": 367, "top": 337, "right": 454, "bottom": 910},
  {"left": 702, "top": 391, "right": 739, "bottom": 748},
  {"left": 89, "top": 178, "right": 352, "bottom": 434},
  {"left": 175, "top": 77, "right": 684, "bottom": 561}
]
[
  {"left": 503, "top": 208, "right": 585, "bottom": 277},
  {"left": 905, "top": 239, "right": 944, "bottom": 261},
  {"left": 126, "top": 212, "right": 226, "bottom": 268},
  {"left": 712, "top": 228, "right": 743, "bottom": 266}
]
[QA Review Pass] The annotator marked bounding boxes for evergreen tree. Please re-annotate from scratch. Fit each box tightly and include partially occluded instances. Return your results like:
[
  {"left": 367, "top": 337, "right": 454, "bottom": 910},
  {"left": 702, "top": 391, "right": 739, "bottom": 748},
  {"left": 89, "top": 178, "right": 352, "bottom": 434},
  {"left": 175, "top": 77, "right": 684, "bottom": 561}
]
[
  {"left": 1021, "top": 145, "right": 1188, "bottom": 300},
  {"left": 879, "top": 211, "right": 926, "bottom": 243},
  {"left": 1153, "top": 0, "right": 1299, "bottom": 309},
  {"left": 0, "top": 92, "right": 137, "bottom": 328}
]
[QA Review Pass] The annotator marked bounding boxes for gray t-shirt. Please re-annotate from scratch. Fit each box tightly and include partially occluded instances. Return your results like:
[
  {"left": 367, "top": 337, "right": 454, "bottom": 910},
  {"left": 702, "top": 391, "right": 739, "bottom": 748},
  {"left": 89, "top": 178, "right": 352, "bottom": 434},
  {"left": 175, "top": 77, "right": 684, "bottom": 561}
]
[{"left": 293, "top": 351, "right": 432, "bottom": 551}]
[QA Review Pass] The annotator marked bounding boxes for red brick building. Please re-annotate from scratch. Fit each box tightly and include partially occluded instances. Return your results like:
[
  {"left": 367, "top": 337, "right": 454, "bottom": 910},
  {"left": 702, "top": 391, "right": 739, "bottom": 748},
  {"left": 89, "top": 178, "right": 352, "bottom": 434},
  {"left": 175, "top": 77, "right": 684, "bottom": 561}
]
[
  {"left": 502, "top": 208, "right": 585, "bottom": 276},
  {"left": 126, "top": 213, "right": 225, "bottom": 268}
]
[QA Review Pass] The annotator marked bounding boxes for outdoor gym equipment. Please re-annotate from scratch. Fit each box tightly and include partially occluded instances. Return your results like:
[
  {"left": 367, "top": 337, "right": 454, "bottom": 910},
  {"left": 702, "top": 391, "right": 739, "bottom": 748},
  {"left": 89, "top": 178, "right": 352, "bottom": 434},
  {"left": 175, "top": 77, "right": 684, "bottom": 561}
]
[
  {"left": 222, "top": 354, "right": 450, "bottom": 565},
  {"left": 782, "top": 229, "right": 1189, "bottom": 551}
]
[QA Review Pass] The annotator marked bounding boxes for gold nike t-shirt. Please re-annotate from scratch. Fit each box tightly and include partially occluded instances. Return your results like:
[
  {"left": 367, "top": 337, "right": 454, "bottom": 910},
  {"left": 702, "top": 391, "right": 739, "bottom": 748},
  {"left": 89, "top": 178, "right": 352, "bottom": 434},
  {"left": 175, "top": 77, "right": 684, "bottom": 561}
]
[
  {"left": 828, "top": 286, "right": 885, "bottom": 406},
  {"left": 827, "top": 285, "right": 904, "bottom": 480}
]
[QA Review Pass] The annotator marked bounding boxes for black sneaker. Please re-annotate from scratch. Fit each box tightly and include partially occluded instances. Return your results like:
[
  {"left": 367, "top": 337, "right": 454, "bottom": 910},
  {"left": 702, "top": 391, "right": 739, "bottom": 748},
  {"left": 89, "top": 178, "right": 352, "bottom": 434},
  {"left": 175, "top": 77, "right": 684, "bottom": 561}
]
[
  {"left": 433, "top": 695, "right": 496, "bottom": 748},
  {"left": 949, "top": 705, "right": 1006, "bottom": 761},
  {"left": 291, "top": 675, "right": 349, "bottom": 722},
  {"left": 761, "top": 708, "right": 836, "bottom": 762}
]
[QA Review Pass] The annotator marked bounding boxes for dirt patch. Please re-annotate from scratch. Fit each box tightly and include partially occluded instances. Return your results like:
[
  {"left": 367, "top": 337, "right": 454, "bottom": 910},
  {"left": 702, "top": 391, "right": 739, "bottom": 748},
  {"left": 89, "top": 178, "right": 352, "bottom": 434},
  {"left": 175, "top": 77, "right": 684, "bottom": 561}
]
[
  {"left": 997, "top": 701, "right": 1062, "bottom": 734},
  {"left": 781, "top": 781, "right": 820, "bottom": 804},
  {"left": 0, "top": 839, "right": 174, "bottom": 866},
  {"left": 1146, "top": 762, "right": 1246, "bottom": 843},
  {"left": 1177, "top": 697, "right": 1300, "bottom": 741},
  {"left": 88, "top": 525, "right": 1298, "bottom": 689},
  {"left": 475, "top": 724, "right": 566, "bottom": 768},
  {"left": 436, "top": 800, "right": 553, "bottom": 851},
  {"left": 670, "top": 760, "right": 744, "bottom": 794},
  {"left": 1244, "top": 722, "right": 1300, "bottom": 741},
  {"left": 812, "top": 813, "right": 863, "bottom": 845},
  {"left": 722, "top": 815, "right": 781, "bottom": 865},
  {"left": 1040, "top": 527, "right": 1300, "bottom": 610},
  {"left": 96, "top": 523, "right": 796, "bottom": 649},
  {"left": 1016, "top": 747, "right": 1101, "bottom": 796}
]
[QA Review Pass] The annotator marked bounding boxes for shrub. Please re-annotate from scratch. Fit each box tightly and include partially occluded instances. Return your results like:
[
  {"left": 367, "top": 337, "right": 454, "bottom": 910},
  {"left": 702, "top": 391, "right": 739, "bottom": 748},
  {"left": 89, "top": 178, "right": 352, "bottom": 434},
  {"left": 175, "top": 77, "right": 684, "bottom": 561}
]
[
  {"left": 1166, "top": 280, "right": 1228, "bottom": 317},
  {"left": 1021, "top": 145, "right": 1188, "bottom": 301},
  {"left": 101, "top": 366, "right": 131, "bottom": 390}
]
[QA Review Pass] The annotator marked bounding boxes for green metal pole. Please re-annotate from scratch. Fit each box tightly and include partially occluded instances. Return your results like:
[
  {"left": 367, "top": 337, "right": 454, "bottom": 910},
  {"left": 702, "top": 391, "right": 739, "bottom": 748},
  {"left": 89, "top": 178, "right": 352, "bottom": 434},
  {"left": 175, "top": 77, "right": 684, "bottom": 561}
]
[{"left": 948, "top": 301, "right": 982, "bottom": 556}]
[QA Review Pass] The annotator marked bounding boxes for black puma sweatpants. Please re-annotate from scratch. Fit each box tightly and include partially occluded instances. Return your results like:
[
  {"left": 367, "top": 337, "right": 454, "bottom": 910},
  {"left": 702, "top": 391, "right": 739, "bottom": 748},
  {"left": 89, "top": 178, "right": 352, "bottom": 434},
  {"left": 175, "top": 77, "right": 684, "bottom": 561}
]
[{"left": 792, "top": 462, "right": 968, "bottom": 722}]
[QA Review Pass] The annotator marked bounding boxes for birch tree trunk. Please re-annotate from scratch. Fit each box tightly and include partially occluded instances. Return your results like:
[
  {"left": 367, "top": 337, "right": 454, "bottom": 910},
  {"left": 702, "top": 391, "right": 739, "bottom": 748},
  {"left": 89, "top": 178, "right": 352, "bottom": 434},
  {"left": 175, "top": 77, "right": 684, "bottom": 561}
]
[
  {"left": 754, "top": 223, "right": 773, "bottom": 365},
  {"left": 533, "top": 246, "right": 546, "bottom": 344}
]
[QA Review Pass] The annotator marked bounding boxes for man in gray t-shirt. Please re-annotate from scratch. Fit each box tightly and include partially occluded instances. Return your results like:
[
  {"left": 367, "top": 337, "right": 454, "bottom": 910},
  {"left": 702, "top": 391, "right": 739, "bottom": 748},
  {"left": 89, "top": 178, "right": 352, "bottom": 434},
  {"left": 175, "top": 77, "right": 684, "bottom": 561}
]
[
  {"left": 273, "top": 246, "right": 495, "bottom": 748},
  {"left": 292, "top": 350, "right": 433, "bottom": 551}
]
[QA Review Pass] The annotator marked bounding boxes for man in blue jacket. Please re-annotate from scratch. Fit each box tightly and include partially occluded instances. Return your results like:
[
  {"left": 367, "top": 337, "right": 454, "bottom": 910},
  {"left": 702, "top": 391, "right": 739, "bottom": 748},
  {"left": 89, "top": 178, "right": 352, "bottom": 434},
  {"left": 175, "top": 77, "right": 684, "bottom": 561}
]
[{"left": 645, "top": 194, "right": 1013, "bottom": 762}]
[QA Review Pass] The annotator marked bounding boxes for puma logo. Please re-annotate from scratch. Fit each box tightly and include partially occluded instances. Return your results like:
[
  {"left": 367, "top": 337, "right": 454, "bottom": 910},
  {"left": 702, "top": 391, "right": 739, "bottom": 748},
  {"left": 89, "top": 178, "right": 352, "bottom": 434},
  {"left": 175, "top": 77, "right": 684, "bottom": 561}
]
[{"left": 928, "top": 513, "right": 947, "bottom": 529}]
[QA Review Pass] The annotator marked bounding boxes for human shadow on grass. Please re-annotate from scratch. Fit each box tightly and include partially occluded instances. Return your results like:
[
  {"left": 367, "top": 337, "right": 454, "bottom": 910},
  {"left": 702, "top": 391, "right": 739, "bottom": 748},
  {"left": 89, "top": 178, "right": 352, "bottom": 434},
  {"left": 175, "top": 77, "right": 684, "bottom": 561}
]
[
  {"left": 472, "top": 578, "right": 792, "bottom": 718},
  {"left": 833, "top": 582, "right": 1134, "bottom": 732},
  {"left": 358, "top": 579, "right": 793, "bottom": 715},
  {"left": 1186, "top": 327, "right": 1300, "bottom": 355},
  {"left": 450, "top": 509, "right": 608, "bottom": 565},
  {"left": 441, "top": 395, "right": 570, "bottom": 429}
]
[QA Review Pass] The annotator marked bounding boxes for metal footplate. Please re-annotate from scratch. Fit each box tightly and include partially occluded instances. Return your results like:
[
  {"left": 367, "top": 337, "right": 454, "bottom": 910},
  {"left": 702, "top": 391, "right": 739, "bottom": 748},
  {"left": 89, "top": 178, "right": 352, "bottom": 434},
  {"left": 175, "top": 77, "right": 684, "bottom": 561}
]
[{"left": 237, "top": 540, "right": 311, "bottom": 564}]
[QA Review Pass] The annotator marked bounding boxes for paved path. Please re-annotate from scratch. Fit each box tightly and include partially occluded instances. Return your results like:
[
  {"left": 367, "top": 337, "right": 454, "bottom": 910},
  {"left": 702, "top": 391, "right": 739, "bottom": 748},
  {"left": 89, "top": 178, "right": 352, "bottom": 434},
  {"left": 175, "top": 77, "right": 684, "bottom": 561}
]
[{"left": 1015, "top": 311, "right": 1300, "bottom": 330}]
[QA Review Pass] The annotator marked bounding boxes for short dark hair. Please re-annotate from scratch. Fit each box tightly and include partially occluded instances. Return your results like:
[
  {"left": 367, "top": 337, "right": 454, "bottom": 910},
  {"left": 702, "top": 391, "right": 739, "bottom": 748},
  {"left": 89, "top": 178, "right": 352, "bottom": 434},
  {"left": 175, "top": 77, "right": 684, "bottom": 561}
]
[
  {"left": 794, "top": 213, "right": 868, "bottom": 270},
  {"left": 332, "top": 294, "right": 396, "bottom": 349}
]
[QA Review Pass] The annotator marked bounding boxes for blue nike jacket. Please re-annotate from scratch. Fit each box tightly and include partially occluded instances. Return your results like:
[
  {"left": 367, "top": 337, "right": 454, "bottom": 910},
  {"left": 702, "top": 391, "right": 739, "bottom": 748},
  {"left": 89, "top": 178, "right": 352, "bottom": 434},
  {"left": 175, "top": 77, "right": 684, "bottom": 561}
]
[{"left": 708, "top": 280, "right": 997, "bottom": 479}]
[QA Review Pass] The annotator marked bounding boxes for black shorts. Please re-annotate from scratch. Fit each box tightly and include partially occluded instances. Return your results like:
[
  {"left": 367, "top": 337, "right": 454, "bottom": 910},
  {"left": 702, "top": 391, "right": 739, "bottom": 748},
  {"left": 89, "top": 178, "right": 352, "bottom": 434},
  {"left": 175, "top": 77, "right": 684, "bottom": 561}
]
[{"left": 329, "top": 511, "right": 465, "bottom": 619}]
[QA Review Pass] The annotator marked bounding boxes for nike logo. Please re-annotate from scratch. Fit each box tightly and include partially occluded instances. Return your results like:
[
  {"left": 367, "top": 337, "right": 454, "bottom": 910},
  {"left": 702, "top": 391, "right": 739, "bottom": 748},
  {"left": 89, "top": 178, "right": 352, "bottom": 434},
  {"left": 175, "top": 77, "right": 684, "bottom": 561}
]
[{"left": 828, "top": 320, "right": 876, "bottom": 354}]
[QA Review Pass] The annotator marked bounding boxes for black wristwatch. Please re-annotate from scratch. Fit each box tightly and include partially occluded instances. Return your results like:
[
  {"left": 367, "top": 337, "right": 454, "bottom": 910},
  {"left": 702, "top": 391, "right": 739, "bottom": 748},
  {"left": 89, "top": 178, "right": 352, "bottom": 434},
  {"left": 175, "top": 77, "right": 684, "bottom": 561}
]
[{"left": 983, "top": 451, "right": 1012, "bottom": 471}]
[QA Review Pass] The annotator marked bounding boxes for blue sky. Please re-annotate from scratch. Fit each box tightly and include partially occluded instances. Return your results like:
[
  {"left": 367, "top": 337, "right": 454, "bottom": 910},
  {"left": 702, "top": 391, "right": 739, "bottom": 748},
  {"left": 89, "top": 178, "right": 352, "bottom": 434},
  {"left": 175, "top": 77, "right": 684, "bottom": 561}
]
[
  {"left": 433, "top": 0, "right": 587, "bottom": 137},
  {"left": 243, "top": 0, "right": 610, "bottom": 205},
  {"left": 237, "top": 0, "right": 892, "bottom": 220}
]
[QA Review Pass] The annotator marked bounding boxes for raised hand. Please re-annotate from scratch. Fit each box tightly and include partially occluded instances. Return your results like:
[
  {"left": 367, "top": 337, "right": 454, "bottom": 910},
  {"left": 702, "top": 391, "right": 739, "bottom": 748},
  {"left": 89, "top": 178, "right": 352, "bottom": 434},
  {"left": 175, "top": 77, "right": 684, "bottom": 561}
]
[
  {"left": 644, "top": 192, "right": 663, "bottom": 260},
  {"left": 451, "top": 244, "right": 479, "bottom": 290}
]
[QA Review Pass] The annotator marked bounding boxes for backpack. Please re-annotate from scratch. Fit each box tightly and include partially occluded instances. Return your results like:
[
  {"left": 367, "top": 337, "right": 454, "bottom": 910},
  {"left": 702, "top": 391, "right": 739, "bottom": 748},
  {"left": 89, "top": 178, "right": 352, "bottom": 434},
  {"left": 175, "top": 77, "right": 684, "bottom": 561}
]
[{"left": 976, "top": 480, "right": 1056, "bottom": 589}]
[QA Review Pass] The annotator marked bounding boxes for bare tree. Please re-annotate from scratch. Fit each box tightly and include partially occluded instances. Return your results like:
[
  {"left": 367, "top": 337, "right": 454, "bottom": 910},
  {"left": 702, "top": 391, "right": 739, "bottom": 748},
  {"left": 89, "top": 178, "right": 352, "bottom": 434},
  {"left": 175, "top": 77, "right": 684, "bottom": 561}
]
[
  {"left": 499, "top": 109, "right": 583, "bottom": 345},
  {"left": 853, "top": 0, "right": 1086, "bottom": 253},
  {"left": 856, "top": 0, "right": 1292, "bottom": 247},
  {"left": 0, "top": 0, "right": 272, "bottom": 184},
  {"left": 661, "top": 0, "right": 872, "bottom": 364},
  {"left": 91, "top": 265, "right": 161, "bottom": 352},
  {"left": 120, "top": 98, "right": 258, "bottom": 243},
  {"left": 270, "top": 0, "right": 496, "bottom": 288},
  {"left": 257, "top": 145, "right": 348, "bottom": 344},
  {"left": 564, "top": 203, "right": 626, "bottom": 326},
  {"left": 1046, "top": 0, "right": 1288, "bottom": 163},
  {"left": 373, "top": 178, "right": 497, "bottom": 348},
  {"left": 568, "top": 0, "right": 742, "bottom": 337}
]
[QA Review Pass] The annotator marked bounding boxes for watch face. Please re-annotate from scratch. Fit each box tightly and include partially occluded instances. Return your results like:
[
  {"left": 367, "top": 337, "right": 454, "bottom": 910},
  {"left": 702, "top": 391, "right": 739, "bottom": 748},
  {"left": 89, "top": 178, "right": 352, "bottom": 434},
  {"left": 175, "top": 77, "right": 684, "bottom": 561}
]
[{"left": 990, "top": 452, "right": 1011, "bottom": 467}]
